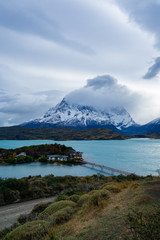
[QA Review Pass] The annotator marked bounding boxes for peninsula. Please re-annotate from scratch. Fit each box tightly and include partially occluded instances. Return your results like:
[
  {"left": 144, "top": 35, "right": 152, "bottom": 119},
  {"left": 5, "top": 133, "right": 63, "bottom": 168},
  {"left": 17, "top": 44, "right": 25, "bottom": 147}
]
[{"left": 0, "top": 144, "right": 83, "bottom": 165}]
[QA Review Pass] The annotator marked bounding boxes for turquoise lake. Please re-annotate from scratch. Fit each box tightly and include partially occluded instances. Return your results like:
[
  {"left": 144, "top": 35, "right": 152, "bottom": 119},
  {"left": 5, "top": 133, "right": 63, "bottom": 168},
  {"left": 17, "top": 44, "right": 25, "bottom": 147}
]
[{"left": 0, "top": 139, "right": 160, "bottom": 178}]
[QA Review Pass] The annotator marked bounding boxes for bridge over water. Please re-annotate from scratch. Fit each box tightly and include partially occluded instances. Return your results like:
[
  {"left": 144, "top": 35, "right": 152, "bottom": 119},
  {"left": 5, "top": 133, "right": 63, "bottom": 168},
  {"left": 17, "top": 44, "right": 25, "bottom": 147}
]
[{"left": 83, "top": 160, "right": 131, "bottom": 176}]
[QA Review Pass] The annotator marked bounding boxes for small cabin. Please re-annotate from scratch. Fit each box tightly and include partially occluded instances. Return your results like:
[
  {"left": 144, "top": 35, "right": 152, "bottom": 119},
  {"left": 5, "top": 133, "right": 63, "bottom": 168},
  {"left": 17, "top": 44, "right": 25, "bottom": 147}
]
[
  {"left": 69, "top": 151, "right": 83, "bottom": 159},
  {"left": 16, "top": 152, "right": 27, "bottom": 158},
  {"left": 47, "top": 155, "right": 68, "bottom": 161}
]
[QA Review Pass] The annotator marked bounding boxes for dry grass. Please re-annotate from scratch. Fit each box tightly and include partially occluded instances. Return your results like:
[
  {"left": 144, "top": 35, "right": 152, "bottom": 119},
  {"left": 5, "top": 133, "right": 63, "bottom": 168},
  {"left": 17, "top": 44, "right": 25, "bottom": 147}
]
[
  {"left": 5, "top": 220, "right": 49, "bottom": 240},
  {"left": 5, "top": 177, "right": 160, "bottom": 240},
  {"left": 39, "top": 200, "right": 76, "bottom": 220},
  {"left": 46, "top": 184, "right": 139, "bottom": 240},
  {"left": 54, "top": 180, "right": 155, "bottom": 240}
]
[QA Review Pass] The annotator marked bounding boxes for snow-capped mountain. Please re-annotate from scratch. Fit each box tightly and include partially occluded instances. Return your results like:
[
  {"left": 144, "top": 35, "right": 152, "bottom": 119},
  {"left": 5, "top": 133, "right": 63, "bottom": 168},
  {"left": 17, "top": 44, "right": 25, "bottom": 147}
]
[
  {"left": 21, "top": 98, "right": 136, "bottom": 131},
  {"left": 138, "top": 117, "right": 160, "bottom": 134},
  {"left": 120, "top": 117, "right": 160, "bottom": 135}
]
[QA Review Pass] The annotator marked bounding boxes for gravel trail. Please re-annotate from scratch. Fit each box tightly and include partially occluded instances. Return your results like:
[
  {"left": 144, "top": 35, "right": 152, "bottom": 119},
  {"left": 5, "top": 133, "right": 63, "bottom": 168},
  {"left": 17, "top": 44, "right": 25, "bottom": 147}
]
[{"left": 0, "top": 196, "right": 55, "bottom": 230}]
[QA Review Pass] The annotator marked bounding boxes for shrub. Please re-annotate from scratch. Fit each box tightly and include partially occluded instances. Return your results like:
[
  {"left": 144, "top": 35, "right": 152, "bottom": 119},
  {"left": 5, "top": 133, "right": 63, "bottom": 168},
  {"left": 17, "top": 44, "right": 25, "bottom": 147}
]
[
  {"left": 78, "top": 189, "right": 110, "bottom": 208},
  {"left": 17, "top": 202, "right": 52, "bottom": 224},
  {"left": 39, "top": 200, "right": 76, "bottom": 219},
  {"left": 88, "top": 189, "right": 110, "bottom": 207},
  {"left": 0, "top": 192, "right": 4, "bottom": 205},
  {"left": 115, "top": 174, "right": 141, "bottom": 182},
  {"left": 51, "top": 206, "right": 75, "bottom": 224},
  {"left": 77, "top": 194, "right": 90, "bottom": 207},
  {"left": 0, "top": 223, "right": 19, "bottom": 239},
  {"left": 56, "top": 194, "right": 68, "bottom": 202},
  {"left": 4, "top": 220, "right": 49, "bottom": 240},
  {"left": 17, "top": 214, "right": 27, "bottom": 224},
  {"left": 137, "top": 195, "right": 153, "bottom": 205},
  {"left": 126, "top": 208, "right": 160, "bottom": 240},
  {"left": 101, "top": 183, "right": 121, "bottom": 193},
  {"left": 38, "top": 155, "right": 47, "bottom": 162},
  {"left": 67, "top": 194, "right": 80, "bottom": 203},
  {"left": 32, "top": 201, "right": 52, "bottom": 214},
  {"left": 131, "top": 182, "right": 140, "bottom": 189}
]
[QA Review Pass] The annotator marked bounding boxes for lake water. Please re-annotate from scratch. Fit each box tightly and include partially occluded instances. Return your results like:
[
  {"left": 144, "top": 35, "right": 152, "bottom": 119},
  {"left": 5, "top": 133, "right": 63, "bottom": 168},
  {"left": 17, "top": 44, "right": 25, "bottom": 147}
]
[{"left": 0, "top": 139, "right": 160, "bottom": 178}]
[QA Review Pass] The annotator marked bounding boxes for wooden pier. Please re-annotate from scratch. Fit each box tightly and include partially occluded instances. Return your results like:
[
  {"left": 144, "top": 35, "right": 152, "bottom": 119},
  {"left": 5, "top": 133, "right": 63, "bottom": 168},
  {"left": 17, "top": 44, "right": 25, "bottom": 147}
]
[{"left": 83, "top": 160, "right": 131, "bottom": 176}]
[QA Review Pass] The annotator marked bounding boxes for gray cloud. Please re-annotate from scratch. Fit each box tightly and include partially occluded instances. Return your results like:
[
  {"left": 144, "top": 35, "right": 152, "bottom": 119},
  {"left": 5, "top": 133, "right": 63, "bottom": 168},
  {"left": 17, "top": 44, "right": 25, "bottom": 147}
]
[
  {"left": 0, "top": 0, "right": 159, "bottom": 126},
  {"left": 0, "top": 0, "right": 155, "bottom": 77},
  {"left": 114, "top": 0, "right": 160, "bottom": 47},
  {"left": 114, "top": 0, "right": 160, "bottom": 79},
  {"left": 85, "top": 75, "right": 117, "bottom": 90},
  {"left": 143, "top": 57, "right": 160, "bottom": 79},
  {"left": 66, "top": 75, "right": 140, "bottom": 112},
  {"left": 0, "top": 1, "right": 94, "bottom": 55},
  {"left": 0, "top": 89, "right": 65, "bottom": 126}
]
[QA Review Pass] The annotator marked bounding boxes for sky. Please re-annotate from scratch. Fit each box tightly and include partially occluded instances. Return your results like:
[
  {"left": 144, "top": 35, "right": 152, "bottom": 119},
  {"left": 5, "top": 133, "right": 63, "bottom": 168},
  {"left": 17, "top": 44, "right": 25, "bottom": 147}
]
[{"left": 0, "top": 0, "right": 160, "bottom": 126}]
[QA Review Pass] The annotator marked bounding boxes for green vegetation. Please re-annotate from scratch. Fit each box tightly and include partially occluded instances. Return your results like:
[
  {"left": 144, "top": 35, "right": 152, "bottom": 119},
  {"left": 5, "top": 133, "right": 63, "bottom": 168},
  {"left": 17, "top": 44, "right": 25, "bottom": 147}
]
[
  {"left": 0, "top": 174, "right": 108, "bottom": 206},
  {"left": 126, "top": 208, "right": 160, "bottom": 240},
  {"left": 0, "top": 126, "right": 129, "bottom": 140},
  {"left": 0, "top": 143, "right": 78, "bottom": 165},
  {"left": 4, "top": 220, "right": 49, "bottom": 240},
  {"left": 2, "top": 174, "right": 160, "bottom": 239},
  {"left": 39, "top": 200, "right": 76, "bottom": 220},
  {"left": 0, "top": 178, "right": 31, "bottom": 205}
]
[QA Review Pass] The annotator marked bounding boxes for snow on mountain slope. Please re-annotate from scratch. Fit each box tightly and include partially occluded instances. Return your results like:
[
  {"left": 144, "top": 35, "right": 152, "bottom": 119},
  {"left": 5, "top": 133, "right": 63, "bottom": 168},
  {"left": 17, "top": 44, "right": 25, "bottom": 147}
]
[
  {"left": 146, "top": 117, "right": 160, "bottom": 125},
  {"left": 22, "top": 98, "right": 136, "bottom": 130}
]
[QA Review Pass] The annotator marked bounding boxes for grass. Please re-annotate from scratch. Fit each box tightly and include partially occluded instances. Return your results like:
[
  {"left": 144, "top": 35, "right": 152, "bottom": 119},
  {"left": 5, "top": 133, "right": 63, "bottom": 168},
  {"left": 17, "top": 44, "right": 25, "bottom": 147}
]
[
  {"left": 3, "top": 175, "right": 160, "bottom": 240},
  {"left": 51, "top": 206, "right": 76, "bottom": 224},
  {"left": 4, "top": 220, "right": 49, "bottom": 240},
  {"left": 39, "top": 200, "right": 76, "bottom": 220}
]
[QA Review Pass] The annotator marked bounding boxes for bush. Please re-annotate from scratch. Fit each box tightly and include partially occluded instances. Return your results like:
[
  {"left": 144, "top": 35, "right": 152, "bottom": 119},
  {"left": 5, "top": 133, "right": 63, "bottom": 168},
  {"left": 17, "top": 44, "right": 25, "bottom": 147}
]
[
  {"left": 17, "top": 214, "right": 27, "bottom": 224},
  {"left": 4, "top": 220, "right": 49, "bottom": 240},
  {"left": 0, "top": 178, "right": 30, "bottom": 205},
  {"left": 56, "top": 194, "right": 68, "bottom": 202},
  {"left": 51, "top": 206, "right": 75, "bottom": 224},
  {"left": 38, "top": 155, "right": 47, "bottom": 162},
  {"left": 101, "top": 183, "right": 121, "bottom": 193},
  {"left": 115, "top": 174, "right": 141, "bottom": 182},
  {"left": 88, "top": 189, "right": 110, "bottom": 207},
  {"left": 67, "top": 194, "right": 80, "bottom": 203},
  {"left": 39, "top": 200, "right": 76, "bottom": 219},
  {"left": 137, "top": 195, "right": 153, "bottom": 205},
  {"left": 0, "top": 223, "right": 19, "bottom": 239},
  {"left": 77, "top": 194, "right": 90, "bottom": 207},
  {"left": 77, "top": 189, "right": 110, "bottom": 208},
  {"left": 32, "top": 201, "right": 52, "bottom": 214},
  {"left": 126, "top": 208, "right": 160, "bottom": 240},
  {"left": 131, "top": 182, "right": 140, "bottom": 189}
]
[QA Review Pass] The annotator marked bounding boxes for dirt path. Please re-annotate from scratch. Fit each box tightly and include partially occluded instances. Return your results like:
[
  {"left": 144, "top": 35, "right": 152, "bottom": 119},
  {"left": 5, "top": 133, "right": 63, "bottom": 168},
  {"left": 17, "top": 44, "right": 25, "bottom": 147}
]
[{"left": 0, "top": 196, "right": 56, "bottom": 230}]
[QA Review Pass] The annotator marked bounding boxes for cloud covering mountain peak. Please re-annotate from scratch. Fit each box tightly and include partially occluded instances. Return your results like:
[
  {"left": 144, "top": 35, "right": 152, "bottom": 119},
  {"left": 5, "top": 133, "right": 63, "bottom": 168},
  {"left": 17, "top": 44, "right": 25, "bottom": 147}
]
[{"left": 65, "top": 75, "right": 139, "bottom": 112}]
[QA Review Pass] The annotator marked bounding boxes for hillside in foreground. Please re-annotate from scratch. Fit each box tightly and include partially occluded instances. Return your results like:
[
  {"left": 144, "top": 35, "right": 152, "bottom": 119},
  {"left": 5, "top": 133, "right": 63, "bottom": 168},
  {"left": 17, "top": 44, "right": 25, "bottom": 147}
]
[
  {"left": 0, "top": 126, "right": 128, "bottom": 140},
  {"left": 1, "top": 174, "right": 160, "bottom": 239}
]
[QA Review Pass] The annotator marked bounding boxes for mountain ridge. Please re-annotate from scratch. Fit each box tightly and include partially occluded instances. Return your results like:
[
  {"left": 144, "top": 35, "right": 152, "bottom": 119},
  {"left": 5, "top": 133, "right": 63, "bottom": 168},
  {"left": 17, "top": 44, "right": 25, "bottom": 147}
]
[
  {"left": 0, "top": 126, "right": 129, "bottom": 140},
  {"left": 21, "top": 98, "right": 136, "bottom": 132}
]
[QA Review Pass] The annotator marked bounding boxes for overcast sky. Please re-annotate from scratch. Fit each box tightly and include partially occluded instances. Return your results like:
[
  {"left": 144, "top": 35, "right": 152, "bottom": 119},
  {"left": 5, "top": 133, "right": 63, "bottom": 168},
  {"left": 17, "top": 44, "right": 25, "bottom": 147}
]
[{"left": 0, "top": 0, "right": 160, "bottom": 126}]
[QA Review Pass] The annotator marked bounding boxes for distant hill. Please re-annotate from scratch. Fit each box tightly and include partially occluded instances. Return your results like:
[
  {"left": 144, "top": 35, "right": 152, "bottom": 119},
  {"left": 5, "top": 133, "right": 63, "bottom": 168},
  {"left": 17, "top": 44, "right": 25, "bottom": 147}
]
[
  {"left": 121, "top": 118, "right": 160, "bottom": 136},
  {"left": 145, "top": 132, "right": 160, "bottom": 139},
  {"left": 0, "top": 126, "right": 128, "bottom": 140}
]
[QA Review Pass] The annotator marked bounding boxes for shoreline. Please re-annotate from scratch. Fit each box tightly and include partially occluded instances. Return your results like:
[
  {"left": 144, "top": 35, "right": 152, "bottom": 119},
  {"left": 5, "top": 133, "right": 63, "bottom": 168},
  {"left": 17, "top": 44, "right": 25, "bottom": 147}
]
[{"left": 0, "top": 160, "right": 85, "bottom": 166}]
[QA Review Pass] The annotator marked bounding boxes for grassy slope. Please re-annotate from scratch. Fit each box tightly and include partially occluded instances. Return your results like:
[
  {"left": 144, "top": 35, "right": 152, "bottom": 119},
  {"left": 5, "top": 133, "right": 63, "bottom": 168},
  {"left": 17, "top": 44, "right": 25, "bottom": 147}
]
[
  {"left": 0, "top": 126, "right": 128, "bottom": 140},
  {"left": 50, "top": 178, "right": 155, "bottom": 240},
  {"left": 2, "top": 175, "right": 160, "bottom": 240}
]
